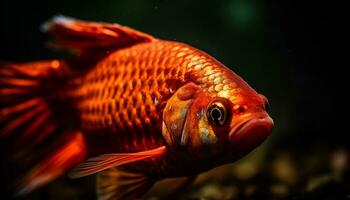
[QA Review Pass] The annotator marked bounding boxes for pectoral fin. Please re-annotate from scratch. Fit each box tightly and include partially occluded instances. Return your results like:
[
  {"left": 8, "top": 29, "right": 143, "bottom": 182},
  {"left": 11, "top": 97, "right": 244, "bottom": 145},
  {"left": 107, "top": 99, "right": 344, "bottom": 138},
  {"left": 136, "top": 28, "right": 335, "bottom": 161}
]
[
  {"left": 97, "top": 167, "right": 155, "bottom": 200},
  {"left": 68, "top": 146, "right": 166, "bottom": 178}
]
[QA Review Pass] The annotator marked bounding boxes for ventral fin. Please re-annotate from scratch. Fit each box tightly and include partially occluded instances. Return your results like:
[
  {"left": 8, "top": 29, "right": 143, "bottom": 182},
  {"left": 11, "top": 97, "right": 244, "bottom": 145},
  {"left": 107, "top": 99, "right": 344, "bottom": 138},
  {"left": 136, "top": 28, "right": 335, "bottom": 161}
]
[
  {"left": 42, "top": 15, "right": 157, "bottom": 54},
  {"left": 68, "top": 146, "right": 166, "bottom": 178},
  {"left": 97, "top": 167, "right": 155, "bottom": 200}
]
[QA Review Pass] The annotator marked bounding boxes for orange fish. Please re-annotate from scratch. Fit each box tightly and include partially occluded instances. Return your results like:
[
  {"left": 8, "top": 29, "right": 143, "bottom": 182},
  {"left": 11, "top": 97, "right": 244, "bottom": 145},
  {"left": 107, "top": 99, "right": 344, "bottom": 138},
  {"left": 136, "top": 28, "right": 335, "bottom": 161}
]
[{"left": 0, "top": 16, "right": 273, "bottom": 199}]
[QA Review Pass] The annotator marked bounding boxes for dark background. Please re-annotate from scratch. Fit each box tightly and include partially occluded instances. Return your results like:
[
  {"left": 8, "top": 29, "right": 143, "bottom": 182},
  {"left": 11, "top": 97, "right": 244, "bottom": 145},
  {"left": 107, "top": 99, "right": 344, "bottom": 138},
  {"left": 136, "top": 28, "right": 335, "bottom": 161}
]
[{"left": 1, "top": 0, "right": 348, "bottom": 199}]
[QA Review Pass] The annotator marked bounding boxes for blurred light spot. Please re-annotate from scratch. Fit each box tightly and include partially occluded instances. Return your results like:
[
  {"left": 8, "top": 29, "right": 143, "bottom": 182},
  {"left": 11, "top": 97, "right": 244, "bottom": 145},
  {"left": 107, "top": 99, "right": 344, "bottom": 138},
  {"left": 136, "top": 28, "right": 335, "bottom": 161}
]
[
  {"left": 271, "top": 154, "right": 299, "bottom": 185},
  {"left": 330, "top": 149, "right": 349, "bottom": 178},
  {"left": 231, "top": 160, "right": 259, "bottom": 180},
  {"left": 270, "top": 184, "right": 289, "bottom": 197},
  {"left": 199, "top": 184, "right": 223, "bottom": 199},
  {"left": 51, "top": 60, "right": 60, "bottom": 69},
  {"left": 224, "top": 0, "right": 259, "bottom": 30}
]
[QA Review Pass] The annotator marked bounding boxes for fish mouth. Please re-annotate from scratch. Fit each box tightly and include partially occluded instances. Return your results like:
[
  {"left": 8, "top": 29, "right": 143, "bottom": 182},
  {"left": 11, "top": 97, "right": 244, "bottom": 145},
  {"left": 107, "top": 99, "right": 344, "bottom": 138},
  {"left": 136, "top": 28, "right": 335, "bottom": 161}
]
[{"left": 229, "top": 114, "right": 274, "bottom": 144}]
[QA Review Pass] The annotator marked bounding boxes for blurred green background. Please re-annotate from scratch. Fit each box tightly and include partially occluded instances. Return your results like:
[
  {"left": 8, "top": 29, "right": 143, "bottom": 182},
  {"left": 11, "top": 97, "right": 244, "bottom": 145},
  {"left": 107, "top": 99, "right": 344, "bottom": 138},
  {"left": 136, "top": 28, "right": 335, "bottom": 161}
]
[{"left": 1, "top": 0, "right": 348, "bottom": 199}]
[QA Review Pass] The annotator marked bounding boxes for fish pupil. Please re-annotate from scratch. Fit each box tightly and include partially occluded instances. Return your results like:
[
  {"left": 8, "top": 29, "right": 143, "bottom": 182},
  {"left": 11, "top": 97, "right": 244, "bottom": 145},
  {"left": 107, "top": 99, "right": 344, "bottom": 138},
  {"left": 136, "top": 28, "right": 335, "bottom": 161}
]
[
  {"left": 211, "top": 107, "right": 222, "bottom": 121},
  {"left": 209, "top": 103, "right": 226, "bottom": 126}
]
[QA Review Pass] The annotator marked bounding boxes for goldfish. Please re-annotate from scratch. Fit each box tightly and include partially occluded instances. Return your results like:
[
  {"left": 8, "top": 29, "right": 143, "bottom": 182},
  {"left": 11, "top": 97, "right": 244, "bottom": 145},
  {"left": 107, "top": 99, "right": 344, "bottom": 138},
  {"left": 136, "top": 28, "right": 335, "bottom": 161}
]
[{"left": 0, "top": 16, "right": 273, "bottom": 199}]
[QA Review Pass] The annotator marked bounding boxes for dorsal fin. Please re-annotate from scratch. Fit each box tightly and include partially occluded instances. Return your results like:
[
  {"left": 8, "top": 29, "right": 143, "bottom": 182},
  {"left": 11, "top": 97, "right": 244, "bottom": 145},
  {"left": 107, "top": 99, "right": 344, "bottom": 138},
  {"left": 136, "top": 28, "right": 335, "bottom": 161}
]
[{"left": 42, "top": 15, "right": 157, "bottom": 55}]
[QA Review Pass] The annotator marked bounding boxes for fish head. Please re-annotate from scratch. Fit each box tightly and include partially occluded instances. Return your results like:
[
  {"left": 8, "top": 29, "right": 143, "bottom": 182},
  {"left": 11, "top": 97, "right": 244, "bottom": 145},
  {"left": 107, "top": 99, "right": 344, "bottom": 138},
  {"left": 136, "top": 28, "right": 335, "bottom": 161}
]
[
  {"left": 208, "top": 67, "right": 274, "bottom": 160},
  {"left": 162, "top": 54, "right": 273, "bottom": 166},
  {"left": 201, "top": 66, "right": 274, "bottom": 164},
  {"left": 162, "top": 79, "right": 273, "bottom": 162},
  {"left": 200, "top": 69, "right": 274, "bottom": 163}
]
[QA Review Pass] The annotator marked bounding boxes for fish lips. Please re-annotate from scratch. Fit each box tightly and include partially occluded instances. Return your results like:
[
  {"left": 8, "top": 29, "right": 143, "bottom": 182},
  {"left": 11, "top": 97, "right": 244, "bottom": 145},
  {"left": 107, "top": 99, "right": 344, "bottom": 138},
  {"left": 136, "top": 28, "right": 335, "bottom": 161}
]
[{"left": 229, "top": 115, "right": 274, "bottom": 147}]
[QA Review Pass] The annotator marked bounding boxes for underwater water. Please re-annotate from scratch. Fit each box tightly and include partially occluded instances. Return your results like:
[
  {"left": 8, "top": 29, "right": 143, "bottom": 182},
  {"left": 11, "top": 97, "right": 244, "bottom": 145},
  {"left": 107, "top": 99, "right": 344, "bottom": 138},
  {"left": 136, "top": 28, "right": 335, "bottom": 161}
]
[{"left": 0, "top": 0, "right": 348, "bottom": 199}]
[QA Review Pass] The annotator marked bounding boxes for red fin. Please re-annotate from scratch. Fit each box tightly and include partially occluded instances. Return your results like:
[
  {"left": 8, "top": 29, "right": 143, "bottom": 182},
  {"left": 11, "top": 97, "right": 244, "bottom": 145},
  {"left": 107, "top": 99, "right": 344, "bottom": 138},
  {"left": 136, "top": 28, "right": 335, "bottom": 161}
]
[
  {"left": 15, "top": 130, "right": 87, "bottom": 196},
  {"left": 68, "top": 146, "right": 167, "bottom": 178},
  {"left": 97, "top": 167, "right": 155, "bottom": 200},
  {"left": 0, "top": 60, "right": 70, "bottom": 146},
  {"left": 0, "top": 61, "right": 77, "bottom": 196},
  {"left": 42, "top": 15, "right": 156, "bottom": 55},
  {"left": 0, "top": 60, "right": 69, "bottom": 79}
]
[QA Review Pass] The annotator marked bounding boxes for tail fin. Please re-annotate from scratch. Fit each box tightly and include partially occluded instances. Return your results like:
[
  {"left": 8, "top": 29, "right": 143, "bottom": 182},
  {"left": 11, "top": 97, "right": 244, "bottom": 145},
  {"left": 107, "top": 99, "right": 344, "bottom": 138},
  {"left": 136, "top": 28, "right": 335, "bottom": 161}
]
[
  {"left": 0, "top": 60, "right": 68, "bottom": 147},
  {"left": 0, "top": 60, "right": 87, "bottom": 196}
]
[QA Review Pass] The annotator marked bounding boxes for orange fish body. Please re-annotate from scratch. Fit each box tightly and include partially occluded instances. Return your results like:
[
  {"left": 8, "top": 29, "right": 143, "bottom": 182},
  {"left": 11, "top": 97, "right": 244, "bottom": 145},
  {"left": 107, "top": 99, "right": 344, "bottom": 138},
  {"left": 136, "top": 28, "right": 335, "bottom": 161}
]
[{"left": 0, "top": 16, "right": 273, "bottom": 199}]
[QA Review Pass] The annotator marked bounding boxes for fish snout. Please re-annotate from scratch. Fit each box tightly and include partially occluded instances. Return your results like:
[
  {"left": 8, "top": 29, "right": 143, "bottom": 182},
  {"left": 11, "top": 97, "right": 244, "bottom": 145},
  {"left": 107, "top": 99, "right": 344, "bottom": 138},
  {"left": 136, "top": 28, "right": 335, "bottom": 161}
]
[{"left": 229, "top": 114, "right": 273, "bottom": 144}]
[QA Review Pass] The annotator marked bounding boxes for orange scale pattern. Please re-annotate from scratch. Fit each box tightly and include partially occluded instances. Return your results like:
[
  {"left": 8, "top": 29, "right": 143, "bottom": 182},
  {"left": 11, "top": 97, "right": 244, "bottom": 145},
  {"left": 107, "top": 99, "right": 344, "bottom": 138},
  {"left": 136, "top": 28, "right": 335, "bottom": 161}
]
[{"left": 68, "top": 41, "right": 194, "bottom": 154}]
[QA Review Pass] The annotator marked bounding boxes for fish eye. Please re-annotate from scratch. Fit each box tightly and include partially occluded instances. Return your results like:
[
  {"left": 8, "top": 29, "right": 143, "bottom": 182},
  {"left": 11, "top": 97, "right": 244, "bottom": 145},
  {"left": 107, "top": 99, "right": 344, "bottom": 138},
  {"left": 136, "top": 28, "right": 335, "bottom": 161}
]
[{"left": 208, "top": 102, "right": 227, "bottom": 126}]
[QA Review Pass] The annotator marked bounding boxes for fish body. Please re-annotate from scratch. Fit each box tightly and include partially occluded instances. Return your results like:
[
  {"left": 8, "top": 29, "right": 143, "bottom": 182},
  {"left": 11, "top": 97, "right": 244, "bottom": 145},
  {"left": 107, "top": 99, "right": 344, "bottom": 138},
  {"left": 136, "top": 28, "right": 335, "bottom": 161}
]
[{"left": 0, "top": 16, "right": 273, "bottom": 199}]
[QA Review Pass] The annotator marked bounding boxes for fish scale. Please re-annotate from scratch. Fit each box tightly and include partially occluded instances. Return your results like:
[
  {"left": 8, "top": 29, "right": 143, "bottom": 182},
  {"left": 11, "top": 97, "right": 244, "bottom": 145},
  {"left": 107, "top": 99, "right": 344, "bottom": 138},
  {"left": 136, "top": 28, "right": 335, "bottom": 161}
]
[{"left": 68, "top": 41, "right": 192, "bottom": 155}]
